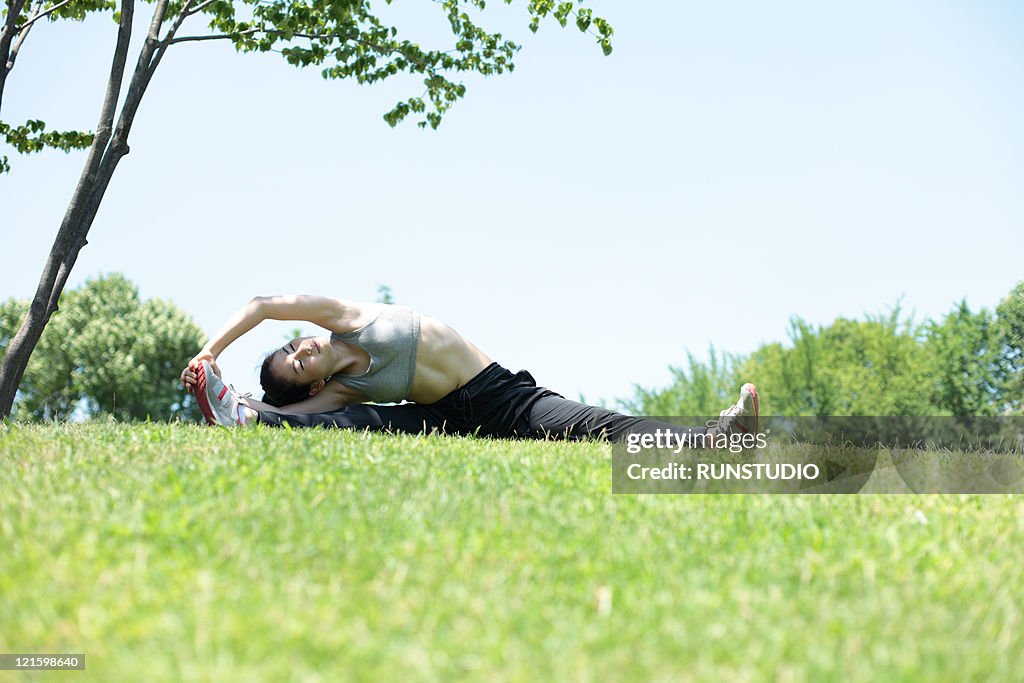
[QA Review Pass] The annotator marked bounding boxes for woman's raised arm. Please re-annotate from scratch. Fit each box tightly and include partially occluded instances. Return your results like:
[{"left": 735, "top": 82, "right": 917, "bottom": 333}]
[
  {"left": 251, "top": 295, "right": 358, "bottom": 328},
  {"left": 202, "top": 295, "right": 358, "bottom": 360},
  {"left": 181, "top": 295, "right": 361, "bottom": 392}
]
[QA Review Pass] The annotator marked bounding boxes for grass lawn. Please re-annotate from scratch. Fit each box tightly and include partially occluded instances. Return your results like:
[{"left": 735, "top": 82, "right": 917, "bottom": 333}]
[{"left": 1, "top": 422, "right": 1022, "bottom": 682}]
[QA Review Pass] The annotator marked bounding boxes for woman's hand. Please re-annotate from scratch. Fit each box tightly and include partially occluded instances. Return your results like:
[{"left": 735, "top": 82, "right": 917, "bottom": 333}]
[{"left": 180, "top": 350, "right": 221, "bottom": 394}]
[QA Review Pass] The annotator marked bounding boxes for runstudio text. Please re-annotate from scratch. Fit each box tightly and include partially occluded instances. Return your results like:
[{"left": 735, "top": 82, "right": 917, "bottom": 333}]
[{"left": 626, "top": 462, "right": 821, "bottom": 481}]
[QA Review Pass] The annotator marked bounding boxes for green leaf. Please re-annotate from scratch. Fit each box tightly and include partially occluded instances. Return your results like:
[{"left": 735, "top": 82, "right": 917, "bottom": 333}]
[{"left": 576, "top": 9, "right": 591, "bottom": 32}]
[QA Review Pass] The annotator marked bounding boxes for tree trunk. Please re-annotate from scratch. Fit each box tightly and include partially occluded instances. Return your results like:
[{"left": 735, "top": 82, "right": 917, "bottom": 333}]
[
  {"left": 0, "top": 0, "right": 136, "bottom": 419},
  {"left": 0, "top": 0, "right": 28, "bottom": 112}
]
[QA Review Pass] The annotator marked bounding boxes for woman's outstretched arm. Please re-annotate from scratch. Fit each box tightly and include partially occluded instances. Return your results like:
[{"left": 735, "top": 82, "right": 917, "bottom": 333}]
[
  {"left": 181, "top": 295, "right": 364, "bottom": 390},
  {"left": 192, "top": 295, "right": 361, "bottom": 362}
]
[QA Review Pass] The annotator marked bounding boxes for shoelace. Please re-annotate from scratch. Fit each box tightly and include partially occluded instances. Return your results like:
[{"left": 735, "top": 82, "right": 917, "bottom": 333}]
[
  {"left": 708, "top": 402, "right": 743, "bottom": 432},
  {"left": 231, "top": 385, "right": 252, "bottom": 401},
  {"left": 228, "top": 384, "right": 253, "bottom": 401},
  {"left": 221, "top": 384, "right": 253, "bottom": 426}
]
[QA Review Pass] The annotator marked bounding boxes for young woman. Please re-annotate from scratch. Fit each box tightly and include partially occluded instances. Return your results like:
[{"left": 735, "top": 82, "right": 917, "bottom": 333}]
[{"left": 179, "top": 295, "right": 758, "bottom": 442}]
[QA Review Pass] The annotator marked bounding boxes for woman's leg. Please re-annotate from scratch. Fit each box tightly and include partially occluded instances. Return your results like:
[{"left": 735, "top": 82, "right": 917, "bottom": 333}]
[
  {"left": 423, "top": 363, "right": 707, "bottom": 442},
  {"left": 254, "top": 403, "right": 453, "bottom": 435},
  {"left": 525, "top": 394, "right": 706, "bottom": 442}
]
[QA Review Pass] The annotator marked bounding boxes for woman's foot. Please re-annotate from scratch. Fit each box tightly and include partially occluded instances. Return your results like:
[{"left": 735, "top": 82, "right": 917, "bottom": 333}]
[
  {"left": 195, "top": 361, "right": 251, "bottom": 427},
  {"left": 708, "top": 383, "right": 759, "bottom": 437}
]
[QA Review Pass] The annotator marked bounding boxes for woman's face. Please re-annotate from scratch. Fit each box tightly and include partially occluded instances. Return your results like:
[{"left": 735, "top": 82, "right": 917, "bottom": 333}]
[{"left": 274, "top": 336, "right": 333, "bottom": 385}]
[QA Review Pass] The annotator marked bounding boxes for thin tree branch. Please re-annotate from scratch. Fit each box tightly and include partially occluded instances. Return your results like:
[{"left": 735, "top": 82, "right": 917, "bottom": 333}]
[
  {"left": 84, "top": 0, "right": 168, "bottom": 208},
  {"left": 75, "top": 0, "right": 171, "bottom": 246},
  {"left": 0, "top": 0, "right": 28, "bottom": 113},
  {"left": 167, "top": 28, "right": 272, "bottom": 45},
  {"left": 167, "top": 27, "right": 428, "bottom": 69},
  {"left": 60, "top": 0, "right": 133, "bottom": 228},
  {"left": 104, "top": 0, "right": 167, "bottom": 149},
  {"left": 1, "top": 0, "right": 28, "bottom": 45},
  {"left": 164, "top": 33, "right": 225, "bottom": 44},
  {"left": 145, "top": 0, "right": 170, "bottom": 42},
  {"left": 132, "top": 0, "right": 171, "bottom": 78},
  {"left": 13, "top": 0, "right": 75, "bottom": 33},
  {"left": 149, "top": 0, "right": 196, "bottom": 74},
  {"left": 6, "top": 0, "right": 44, "bottom": 73},
  {"left": 183, "top": 0, "right": 216, "bottom": 17}
]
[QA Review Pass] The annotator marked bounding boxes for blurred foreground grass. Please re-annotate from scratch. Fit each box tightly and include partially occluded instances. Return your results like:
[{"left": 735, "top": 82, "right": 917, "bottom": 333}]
[{"left": 1, "top": 422, "right": 1022, "bottom": 682}]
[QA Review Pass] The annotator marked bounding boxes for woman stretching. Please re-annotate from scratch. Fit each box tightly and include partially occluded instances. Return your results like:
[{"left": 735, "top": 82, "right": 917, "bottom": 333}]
[{"left": 179, "top": 295, "right": 758, "bottom": 442}]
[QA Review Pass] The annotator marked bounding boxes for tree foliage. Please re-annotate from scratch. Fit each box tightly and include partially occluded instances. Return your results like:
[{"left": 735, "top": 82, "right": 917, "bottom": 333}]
[
  {"left": 925, "top": 301, "right": 1004, "bottom": 416},
  {"left": 0, "top": 273, "right": 205, "bottom": 421},
  {"left": 181, "top": 0, "right": 614, "bottom": 129},
  {"left": 2, "top": 0, "right": 613, "bottom": 170},
  {"left": 996, "top": 281, "right": 1024, "bottom": 414},
  {"left": 627, "top": 283, "right": 1024, "bottom": 418},
  {"left": 0, "top": 119, "right": 94, "bottom": 172},
  {"left": 376, "top": 283, "right": 394, "bottom": 304}
]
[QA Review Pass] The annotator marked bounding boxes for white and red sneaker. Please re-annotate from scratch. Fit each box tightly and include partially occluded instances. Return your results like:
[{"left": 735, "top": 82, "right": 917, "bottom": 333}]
[
  {"left": 709, "top": 383, "right": 759, "bottom": 437},
  {"left": 195, "top": 361, "right": 246, "bottom": 427}
]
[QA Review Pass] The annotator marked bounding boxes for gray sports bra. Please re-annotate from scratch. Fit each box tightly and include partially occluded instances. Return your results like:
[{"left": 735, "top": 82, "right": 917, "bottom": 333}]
[{"left": 330, "top": 305, "right": 421, "bottom": 403}]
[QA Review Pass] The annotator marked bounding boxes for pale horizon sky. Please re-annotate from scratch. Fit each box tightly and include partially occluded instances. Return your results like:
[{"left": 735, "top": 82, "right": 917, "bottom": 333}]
[{"left": 2, "top": 1, "right": 1022, "bottom": 407}]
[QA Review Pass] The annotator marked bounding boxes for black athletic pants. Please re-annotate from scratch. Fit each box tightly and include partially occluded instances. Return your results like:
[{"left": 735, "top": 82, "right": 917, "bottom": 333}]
[{"left": 256, "top": 363, "right": 705, "bottom": 442}]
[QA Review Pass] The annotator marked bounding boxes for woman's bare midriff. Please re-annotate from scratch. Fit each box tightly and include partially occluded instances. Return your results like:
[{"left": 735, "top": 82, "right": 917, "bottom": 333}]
[{"left": 406, "top": 315, "right": 492, "bottom": 404}]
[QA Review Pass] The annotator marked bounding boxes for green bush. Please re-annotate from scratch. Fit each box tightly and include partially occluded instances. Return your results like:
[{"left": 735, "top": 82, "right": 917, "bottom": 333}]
[
  {"left": 0, "top": 273, "right": 205, "bottom": 421},
  {"left": 925, "top": 301, "right": 1004, "bottom": 416},
  {"left": 740, "top": 311, "right": 933, "bottom": 416},
  {"left": 996, "top": 282, "right": 1024, "bottom": 414},
  {"left": 622, "top": 347, "right": 739, "bottom": 417},
  {"left": 628, "top": 283, "right": 1024, "bottom": 417}
]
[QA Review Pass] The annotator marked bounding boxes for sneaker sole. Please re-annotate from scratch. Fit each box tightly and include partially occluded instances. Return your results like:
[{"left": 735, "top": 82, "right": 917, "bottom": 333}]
[
  {"left": 194, "top": 363, "right": 217, "bottom": 426},
  {"left": 741, "top": 382, "right": 759, "bottom": 433}
]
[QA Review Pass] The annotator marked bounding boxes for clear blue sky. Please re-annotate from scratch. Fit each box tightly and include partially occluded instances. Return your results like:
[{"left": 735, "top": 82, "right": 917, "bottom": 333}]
[{"left": 2, "top": 1, "right": 1022, "bottom": 405}]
